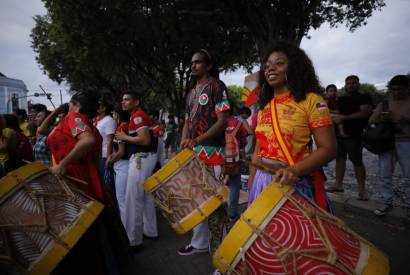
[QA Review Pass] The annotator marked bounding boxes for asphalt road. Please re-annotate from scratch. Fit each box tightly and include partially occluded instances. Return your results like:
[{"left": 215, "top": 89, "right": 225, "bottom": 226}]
[
  {"left": 332, "top": 203, "right": 410, "bottom": 275},
  {"left": 126, "top": 204, "right": 410, "bottom": 275}
]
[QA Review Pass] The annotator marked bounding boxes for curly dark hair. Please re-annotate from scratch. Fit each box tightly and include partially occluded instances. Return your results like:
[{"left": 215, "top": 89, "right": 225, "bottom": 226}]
[{"left": 258, "top": 41, "right": 321, "bottom": 108}]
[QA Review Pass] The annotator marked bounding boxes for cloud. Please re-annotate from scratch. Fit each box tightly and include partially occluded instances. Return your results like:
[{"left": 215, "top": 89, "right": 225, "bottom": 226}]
[
  {"left": 222, "top": 0, "right": 410, "bottom": 89},
  {"left": 1, "top": 0, "right": 409, "bottom": 109}
]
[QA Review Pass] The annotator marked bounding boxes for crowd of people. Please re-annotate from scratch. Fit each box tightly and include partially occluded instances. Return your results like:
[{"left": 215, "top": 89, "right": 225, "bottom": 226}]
[
  {"left": 325, "top": 74, "right": 410, "bottom": 217},
  {"left": 1, "top": 40, "right": 409, "bottom": 274}
]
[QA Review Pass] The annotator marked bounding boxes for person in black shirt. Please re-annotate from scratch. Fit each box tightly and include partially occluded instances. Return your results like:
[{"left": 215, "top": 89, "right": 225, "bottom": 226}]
[{"left": 326, "top": 75, "right": 372, "bottom": 200}]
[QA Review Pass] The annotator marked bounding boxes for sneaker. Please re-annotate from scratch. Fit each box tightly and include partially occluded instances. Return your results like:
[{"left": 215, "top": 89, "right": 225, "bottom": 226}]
[
  {"left": 212, "top": 269, "right": 221, "bottom": 275},
  {"left": 374, "top": 204, "right": 392, "bottom": 216},
  {"left": 177, "top": 244, "right": 208, "bottom": 256}
]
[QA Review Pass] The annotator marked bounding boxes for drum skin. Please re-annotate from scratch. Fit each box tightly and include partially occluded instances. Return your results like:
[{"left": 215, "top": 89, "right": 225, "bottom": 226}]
[
  {"left": 213, "top": 184, "right": 390, "bottom": 275},
  {"left": 144, "top": 149, "right": 228, "bottom": 234},
  {"left": 0, "top": 162, "right": 104, "bottom": 275}
]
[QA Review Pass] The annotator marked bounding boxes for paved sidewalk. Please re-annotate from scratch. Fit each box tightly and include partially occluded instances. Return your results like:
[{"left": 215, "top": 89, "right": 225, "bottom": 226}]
[{"left": 328, "top": 192, "right": 409, "bottom": 226}]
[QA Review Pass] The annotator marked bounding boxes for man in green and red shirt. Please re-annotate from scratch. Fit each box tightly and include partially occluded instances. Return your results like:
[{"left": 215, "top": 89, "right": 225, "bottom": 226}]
[{"left": 178, "top": 49, "right": 230, "bottom": 256}]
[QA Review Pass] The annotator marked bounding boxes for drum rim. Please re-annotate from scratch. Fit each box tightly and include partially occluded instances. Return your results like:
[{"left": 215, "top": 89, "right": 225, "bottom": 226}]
[
  {"left": 0, "top": 161, "right": 48, "bottom": 200},
  {"left": 213, "top": 183, "right": 390, "bottom": 274},
  {"left": 144, "top": 148, "right": 195, "bottom": 192},
  {"left": 213, "top": 184, "right": 293, "bottom": 273},
  {"left": 0, "top": 161, "right": 104, "bottom": 275}
]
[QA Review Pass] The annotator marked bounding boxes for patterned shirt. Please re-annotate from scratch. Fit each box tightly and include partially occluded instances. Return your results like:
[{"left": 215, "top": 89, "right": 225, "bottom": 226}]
[
  {"left": 256, "top": 92, "right": 332, "bottom": 164},
  {"left": 33, "top": 134, "right": 50, "bottom": 166},
  {"left": 185, "top": 77, "right": 230, "bottom": 165}
]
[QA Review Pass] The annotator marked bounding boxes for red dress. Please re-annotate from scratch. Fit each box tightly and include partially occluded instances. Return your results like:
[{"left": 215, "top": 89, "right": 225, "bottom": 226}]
[{"left": 47, "top": 112, "right": 105, "bottom": 203}]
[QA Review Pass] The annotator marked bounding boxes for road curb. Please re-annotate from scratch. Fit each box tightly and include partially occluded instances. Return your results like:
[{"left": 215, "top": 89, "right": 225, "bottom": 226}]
[{"left": 328, "top": 193, "right": 410, "bottom": 226}]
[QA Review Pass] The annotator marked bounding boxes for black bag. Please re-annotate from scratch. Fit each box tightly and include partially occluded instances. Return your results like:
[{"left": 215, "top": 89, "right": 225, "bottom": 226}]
[{"left": 362, "top": 100, "right": 395, "bottom": 154}]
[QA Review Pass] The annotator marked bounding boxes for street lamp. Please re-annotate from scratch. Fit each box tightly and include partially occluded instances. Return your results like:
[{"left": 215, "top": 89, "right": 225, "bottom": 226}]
[{"left": 6, "top": 93, "right": 53, "bottom": 113}]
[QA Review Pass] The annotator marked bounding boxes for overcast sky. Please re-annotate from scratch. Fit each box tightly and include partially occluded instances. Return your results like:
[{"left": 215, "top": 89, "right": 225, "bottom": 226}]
[{"left": 1, "top": 0, "right": 409, "bottom": 108}]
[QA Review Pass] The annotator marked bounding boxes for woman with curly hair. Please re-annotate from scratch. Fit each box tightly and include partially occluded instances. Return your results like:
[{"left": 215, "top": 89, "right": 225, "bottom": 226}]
[{"left": 248, "top": 41, "right": 336, "bottom": 211}]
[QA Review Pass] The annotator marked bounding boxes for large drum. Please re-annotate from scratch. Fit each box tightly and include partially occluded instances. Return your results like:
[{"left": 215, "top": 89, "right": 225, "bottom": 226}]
[
  {"left": 144, "top": 149, "right": 228, "bottom": 234},
  {"left": 213, "top": 183, "right": 389, "bottom": 275},
  {"left": 0, "top": 162, "right": 103, "bottom": 275}
]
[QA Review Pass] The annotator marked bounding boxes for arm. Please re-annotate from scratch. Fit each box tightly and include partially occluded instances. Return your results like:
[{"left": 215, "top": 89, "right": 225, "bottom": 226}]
[
  {"left": 247, "top": 140, "right": 260, "bottom": 191},
  {"left": 0, "top": 135, "right": 8, "bottom": 151},
  {"left": 37, "top": 104, "right": 66, "bottom": 135},
  {"left": 242, "top": 119, "right": 254, "bottom": 135},
  {"left": 51, "top": 131, "right": 96, "bottom": 176},
  {"left": 180, "top": 121, "right": 190, "bottom": 148},
  {"left": 106, "top": 134, "right": 114, "bottom": 156},
  {"left": 335, "top": 104, "right": 372, "bottom": 124},
  {"left": 194, "top": 111, "right": 228, "bottom": 145},
  {"left": 115, "top": 127, "right": 151, "bottom": 146},
  {"left": 275, "top": 126, "right": 336, "bottom": 185},
  {"left": 106, "top": 143, "right": 125, "bottom": 166}
]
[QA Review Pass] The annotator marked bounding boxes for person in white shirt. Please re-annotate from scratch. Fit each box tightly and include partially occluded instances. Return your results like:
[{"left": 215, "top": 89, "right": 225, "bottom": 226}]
[{"left": 95, "top": 98, "right": 117, "bottom": 177}]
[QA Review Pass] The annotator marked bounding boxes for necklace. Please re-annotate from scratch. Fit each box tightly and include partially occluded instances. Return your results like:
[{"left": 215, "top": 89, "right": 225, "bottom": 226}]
[{"left": 189, "top": 80, "right": 210, "bottom": 122}]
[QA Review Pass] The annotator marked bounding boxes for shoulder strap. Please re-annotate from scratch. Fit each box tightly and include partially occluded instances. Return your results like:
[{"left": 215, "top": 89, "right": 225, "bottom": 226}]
[{"left": 270, "top": 98, "right": 295, "bottom": 166}]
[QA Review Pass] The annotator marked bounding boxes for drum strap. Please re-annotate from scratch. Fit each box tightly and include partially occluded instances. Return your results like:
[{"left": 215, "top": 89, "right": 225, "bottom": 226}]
[{"left": 270, "top": 98, "right": 328, "bottom": 211}]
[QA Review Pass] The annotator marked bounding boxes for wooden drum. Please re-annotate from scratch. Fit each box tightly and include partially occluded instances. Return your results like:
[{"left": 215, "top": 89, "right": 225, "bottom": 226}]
[
  {"left": 213, "top": 183, "right": 389, "bottom": 275},
  {"left": 144, "top": 149, "right": 228, "bottom": 234},
  {"left": 0, "top": 162, "right": 103, "bottom": 274}
]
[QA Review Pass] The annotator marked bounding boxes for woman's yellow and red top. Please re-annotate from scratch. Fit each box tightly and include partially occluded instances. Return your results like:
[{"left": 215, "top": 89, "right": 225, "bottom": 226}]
[{"left": 256, "top": 92, "right": 332, "bottom": 163}]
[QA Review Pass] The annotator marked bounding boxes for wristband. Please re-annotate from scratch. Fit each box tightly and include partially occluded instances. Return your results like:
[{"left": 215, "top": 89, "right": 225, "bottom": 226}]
[{"left": 290, "top": 165, "right": 300, "bottom": 177}]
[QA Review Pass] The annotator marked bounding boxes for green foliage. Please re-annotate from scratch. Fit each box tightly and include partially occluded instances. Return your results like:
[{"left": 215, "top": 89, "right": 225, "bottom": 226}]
[
  {"left": 227, "top": 85, "right": 242, "bottom": 102},
  {"left": 31, "top": 0, "right": 385, "bottom": 115},
  {"left": 337, "top": 83, "right": 387, "bottom": 105}
]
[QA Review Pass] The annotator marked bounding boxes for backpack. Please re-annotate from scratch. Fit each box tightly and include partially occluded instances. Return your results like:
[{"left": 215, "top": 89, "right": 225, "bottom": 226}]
[
  {"left": 362, "top": 100, "right": 395, "bottom": 155},
  {"left": 224, "top": 120, "right": 242, "bottom": 176}
]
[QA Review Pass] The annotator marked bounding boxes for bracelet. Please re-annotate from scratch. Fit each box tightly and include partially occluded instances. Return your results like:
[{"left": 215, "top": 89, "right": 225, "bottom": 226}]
[
  {"left": 192, "top": 138, "right": 199, "bottom": 146},
  {"left": 290, "top": 165, "right": 300, "bottom": 176}
]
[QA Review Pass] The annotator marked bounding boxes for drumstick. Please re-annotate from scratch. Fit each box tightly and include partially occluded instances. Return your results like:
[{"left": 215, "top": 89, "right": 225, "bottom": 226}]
[
  {"left": 243, "top": 159, "right": 279, "bottom": 176},
  {"left": 22, "top": 160, "right": 89, "bottom": 185}
]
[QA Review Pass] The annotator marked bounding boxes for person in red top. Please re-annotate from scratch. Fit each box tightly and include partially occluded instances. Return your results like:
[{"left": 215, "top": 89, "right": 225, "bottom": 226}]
[
  {"left": 115, "top": 92, "right": 158, "bottom": 249},
  {"left": 106, "top": 109, "right": 130, "bottom": 227},
  {"left": 47, "top": 92, "right": 105, "bottom": 203},
  {"left": 149, "top": 110, "right": 165, "bottom": 169}
]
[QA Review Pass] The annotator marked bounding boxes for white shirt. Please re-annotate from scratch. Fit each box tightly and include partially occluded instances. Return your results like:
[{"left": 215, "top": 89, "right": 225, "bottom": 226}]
[{"left": 96, "top": 115, "right": 117, "bottom": 158}]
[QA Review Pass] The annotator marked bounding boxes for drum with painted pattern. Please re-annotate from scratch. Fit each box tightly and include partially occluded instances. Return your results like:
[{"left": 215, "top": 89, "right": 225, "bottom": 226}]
[
  {"left": 213, "top": 183, "right": 389, "bottom": 275},
  {"left": 144, "top": 149, "right": 228, "bottom": 234}
]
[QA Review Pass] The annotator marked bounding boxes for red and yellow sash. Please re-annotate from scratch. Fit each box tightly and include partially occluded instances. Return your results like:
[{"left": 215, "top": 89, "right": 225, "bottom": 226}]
[{"left": 270, "top": 98, "right": 327, "bottom": 210}]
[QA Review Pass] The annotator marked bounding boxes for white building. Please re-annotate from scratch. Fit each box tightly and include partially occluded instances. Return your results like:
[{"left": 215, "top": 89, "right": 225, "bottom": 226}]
[{"left": 0, "top": 73, "right": 28, "bottom": 113}]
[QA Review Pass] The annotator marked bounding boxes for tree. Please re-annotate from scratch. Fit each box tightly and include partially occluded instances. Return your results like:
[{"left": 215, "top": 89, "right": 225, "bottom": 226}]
[
  {"left": 31, "top": 0, "right": 385, "bottom": 114},
  {"left": 227, "top": 85, "right": 243, "bottom": 106},
  {"left": 185, "top": 0, "right": 385, "bottom": 58},
  {"left": 338, "top": 83, "right": 387, "bottom": 105}
]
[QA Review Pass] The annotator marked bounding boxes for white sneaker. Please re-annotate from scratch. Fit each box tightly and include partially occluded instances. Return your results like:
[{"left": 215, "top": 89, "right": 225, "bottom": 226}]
[{"left": 212, "top": 269, "right": 221, "bottom": 275}]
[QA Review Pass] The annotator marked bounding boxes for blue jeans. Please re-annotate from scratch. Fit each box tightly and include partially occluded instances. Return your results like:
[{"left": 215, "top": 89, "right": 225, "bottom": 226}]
[
  {"left": 379, "top": 141, "right": 410, "bottom": 207},
  {"left": 227, "top": 174, "right": 241, "bottom": 219}
]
